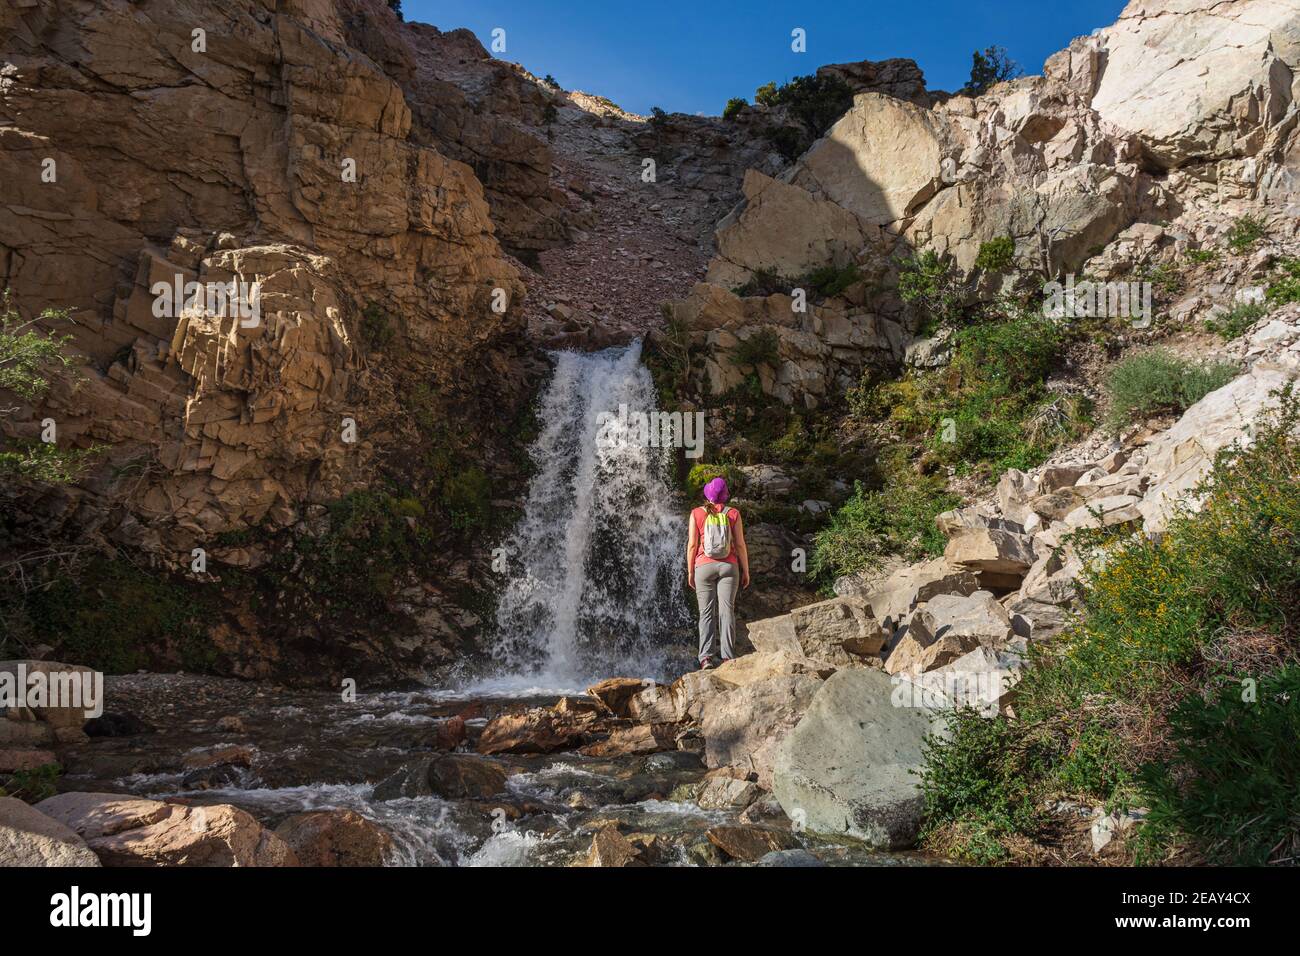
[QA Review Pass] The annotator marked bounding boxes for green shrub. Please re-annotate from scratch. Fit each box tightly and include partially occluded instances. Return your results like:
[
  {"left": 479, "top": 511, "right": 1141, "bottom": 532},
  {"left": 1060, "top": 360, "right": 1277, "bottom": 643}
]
[
  {"left": 1139, "top": 666, "right": 1300, "bottom": 866},
  {"left": 1104, "top": 349, "right": 1237, "bottom": 432},
  {"left": 754, "top": 82, "right": 779, "bottom": 107},
  {"left": 1225, "top": 214, "right": 1267, "bottom": 252},
  {"left": 897, "top": 250, "right": 964, "bottom": 332},
  {"left": 685, "top": 462, "right": 743, "bottom": 499},
  {"left": 1185, "top": 248, "right": 1219, "bottom": 265},
  {"left": 360, "top": 303, "right": 397, "bottom": 351},
  {"left": 974, "top": 237, "right": 1015, "bottom": 273},
  {"left": 0, "top": 763, "right": 61, "bottom": 803},
  {"left": 1266, "top": 257, "right": 1300, "bottom": 305},
  {"left": 922, "top": 392, "right": 1300, "bottom": 863},
  {"left": 1204, "top": 301, "right": 1265, "bottom": 340},
  {"left": 810, "top": 472, "right": 959, "bottom": 583},
  {"left": 722, "top": 97, "right": 747, "bottom": 120},
  {"left": 443, "top": 466, "right": 492, "bottom": 531},
  {"left": 802, "top": 263, "right": 861, "bottom": 299},
  {"left": 731, "top": 328, "right": 779, "bottom": 369}
]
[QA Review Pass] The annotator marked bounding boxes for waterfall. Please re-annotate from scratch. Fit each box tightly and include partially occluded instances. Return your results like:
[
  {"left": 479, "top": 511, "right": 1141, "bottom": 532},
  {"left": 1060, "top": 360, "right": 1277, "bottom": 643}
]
[{"left": 487, "top": 341, "right": 691, "bottom": 689}]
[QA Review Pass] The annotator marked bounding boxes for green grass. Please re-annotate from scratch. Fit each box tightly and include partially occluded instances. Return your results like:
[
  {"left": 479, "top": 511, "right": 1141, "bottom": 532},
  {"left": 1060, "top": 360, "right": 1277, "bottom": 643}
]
[
  {"left": 1104, "top": 349, "right": 1237, "bottom": 432},
  {"left": 921, "top": 391, "right": 1300, "bottom": 864},
  {"left": 1225, "top": 214, "right": 1268, "bottom": 252},
  {"left": 1266, "top": 257, "right": 1300, "bottom": 306},
  {"left": 1205, "top": 301, "right": 1266, "bottom": 340}
]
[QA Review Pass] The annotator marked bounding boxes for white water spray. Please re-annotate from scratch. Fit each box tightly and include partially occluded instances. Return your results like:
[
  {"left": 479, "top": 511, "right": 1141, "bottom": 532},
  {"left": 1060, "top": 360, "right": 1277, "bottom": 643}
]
[{"left": 489, "top": 342, "right": 691, "bottom": 688}]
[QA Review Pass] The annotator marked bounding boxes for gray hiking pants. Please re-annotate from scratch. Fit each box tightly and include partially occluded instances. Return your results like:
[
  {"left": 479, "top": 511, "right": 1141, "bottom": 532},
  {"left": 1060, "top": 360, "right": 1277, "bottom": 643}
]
[{"left": 694, "top": 561, "right": 739, "bottom": 663}]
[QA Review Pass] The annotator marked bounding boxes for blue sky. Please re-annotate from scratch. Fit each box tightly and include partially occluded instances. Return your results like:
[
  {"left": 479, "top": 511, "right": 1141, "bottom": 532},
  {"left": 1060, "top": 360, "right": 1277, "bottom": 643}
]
[{"left": 404, "top": 0, "right": 1128, "bottom": 116}]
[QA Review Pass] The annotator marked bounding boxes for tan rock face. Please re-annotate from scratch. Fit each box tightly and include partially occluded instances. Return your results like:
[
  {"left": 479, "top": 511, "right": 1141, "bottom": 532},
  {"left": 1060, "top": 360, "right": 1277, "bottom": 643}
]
[
  {"left": 0, "top": 796, "right": 101, "bottom": 867},
  {"left": 0, "top": 0, "right": 524, "bottom": 558},
  {"left": 1088, "top": 0, "right": 1300, "bottom": 169}
]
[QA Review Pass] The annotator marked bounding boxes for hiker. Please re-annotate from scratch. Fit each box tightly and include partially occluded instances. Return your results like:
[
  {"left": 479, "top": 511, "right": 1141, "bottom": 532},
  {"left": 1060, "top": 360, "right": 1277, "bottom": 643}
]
[{"left": 686, "top": 476, "right": 750, "bottom": 669}]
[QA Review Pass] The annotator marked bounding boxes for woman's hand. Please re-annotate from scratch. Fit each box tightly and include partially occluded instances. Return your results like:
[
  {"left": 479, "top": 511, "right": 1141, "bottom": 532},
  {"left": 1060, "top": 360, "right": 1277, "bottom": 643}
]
[
  {"left": 742, "top": 569, "right": 751, "bottom": 589},
  {"left": 687, "top": 570, "right": 696, "bottom": 591}
]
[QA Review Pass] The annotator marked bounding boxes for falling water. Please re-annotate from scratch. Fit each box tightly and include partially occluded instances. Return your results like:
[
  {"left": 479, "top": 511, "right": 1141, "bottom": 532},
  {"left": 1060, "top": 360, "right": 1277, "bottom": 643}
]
[{"left": 487, "top": 342, "right": 691, "bottom": 689}]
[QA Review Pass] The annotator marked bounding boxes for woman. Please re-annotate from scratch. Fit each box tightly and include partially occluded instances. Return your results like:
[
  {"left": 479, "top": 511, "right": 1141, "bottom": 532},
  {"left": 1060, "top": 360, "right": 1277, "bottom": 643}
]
[{"left": 686, "top": 476, "right": 750, "bottom": 669}]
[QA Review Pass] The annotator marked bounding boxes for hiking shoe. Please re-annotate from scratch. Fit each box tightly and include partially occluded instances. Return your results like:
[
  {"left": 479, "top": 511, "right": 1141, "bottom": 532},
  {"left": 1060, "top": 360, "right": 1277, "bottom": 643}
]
[{"left": 698, "top": 657, "right": 716, "bottom": 670}]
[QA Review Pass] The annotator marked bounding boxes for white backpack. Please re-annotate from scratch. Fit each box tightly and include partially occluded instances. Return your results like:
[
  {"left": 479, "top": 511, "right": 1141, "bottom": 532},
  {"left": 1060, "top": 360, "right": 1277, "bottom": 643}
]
[{"left": 700, "top": 507, "right": 733, "bottom": 559}]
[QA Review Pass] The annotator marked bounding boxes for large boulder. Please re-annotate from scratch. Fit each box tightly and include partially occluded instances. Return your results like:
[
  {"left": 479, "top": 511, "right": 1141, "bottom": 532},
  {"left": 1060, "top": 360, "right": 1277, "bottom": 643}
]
[
  {"left": 860, "top": 558, "right": 980, "bottom": 629},
  {"left": 700, "top": 674, "right": 825, "bottom": 790},
  {"left": 273, "top": 809, "right": 393, "bottom": 867},
  {"left": 745, "top": 597, "right": 886, "bottom": 667},
  {"left": 772, "top": 668, "right": 947, "bottom": 849},
  {"left": 0, "top": 796, "right": 101, "bottom": 867},
  {"left": 908, "top": 591, "right": 1014, "bottom": 648},
  {"left": 35, "top": 792, "right": 296, "bottom": 867},
  {"left": 943, "top": 528, "right": 1037, "bottom": 581},
  {"left": 1087, "top": 0, "right": 1300, "bottom": 169}
]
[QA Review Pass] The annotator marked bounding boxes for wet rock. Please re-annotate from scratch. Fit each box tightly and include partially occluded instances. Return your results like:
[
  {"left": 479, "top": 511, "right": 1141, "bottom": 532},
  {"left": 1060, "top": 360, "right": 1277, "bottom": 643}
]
[
  {"left": 181, "top": 764, "right": 246, "bottom": 791},
  {"left": 84, "top": 713, "right": 154, "bottom": 738},
  {"left": 772, "top": 668, "right": 947, "bottom": 850},
  {"left": 477, "top": 708, "right": 591, "bottom": 755},
  {"left": 696, "top": 773, "right": 762, "bottom": 811},
  {"left": 756, "top": 849, "right": 825, "bottom": 867},
  {"left": 586, "top": 678, "right": 652, "bottom": 718},
  {"left": 215, "top": 716, "right": 246, "bottom": 734},
  {"left": 582, "top": 825, "right": 645, "bottom": 867},
  {"left": 580, "top": 723, "right": 679, "bottom": 758},
  {"left": 182, "top": 745, "right": 254, "bottom": 770},
  {"left": 430, "top": 715, "right": 468, "bottom": 752},
  {"left": 273, "top": 809, "right": 394, "bottom": 867},
  {"left": 739, "top": 793, "right": 791, "bottom": 827},
  {"left": 374, "top": 754, "right": 508, "bottom": 801},
  {"left": 641, "top": 751, "right": 703, "bottom": 774},
  {"left": 705, "top": 825, "right": 799, "bottom": 863},
  {"left": 36, "top": 792, "right": 296, "bottom": 867},
  {"left": 0, "top": 796, "right": 101, "bottom": 867}
]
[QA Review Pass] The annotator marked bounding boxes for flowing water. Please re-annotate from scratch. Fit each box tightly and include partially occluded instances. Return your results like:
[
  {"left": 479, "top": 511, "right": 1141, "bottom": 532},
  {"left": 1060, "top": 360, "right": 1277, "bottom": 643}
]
[{"left": 486, "top": 342, "right": 692, "bottom": 691}]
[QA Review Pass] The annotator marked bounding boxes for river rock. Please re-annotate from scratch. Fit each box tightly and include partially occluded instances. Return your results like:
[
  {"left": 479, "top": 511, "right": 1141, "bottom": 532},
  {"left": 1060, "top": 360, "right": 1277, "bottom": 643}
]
[
  {"left": 700, "top": 674, "right": 825, "bottom": 790},
  {"left": 705, "top": 824, "right": 799, "bottom": 863},
  {"left": 0, "top": 796, "right": 101, "bottom": 867},
  {"left": 35, "top": 792, "right": 296, "bottom": 867},
  {"left": 583, "top": 825, "right": 644, "bottom": 867},
  {"left": 772, "top": 668, "right": 948, "bottom": 849},
  {"left": 696, "top": 770, "right": 762, "bottom": 811},
  {"left": 477, "top": 708, "right": 590, "bottom": 755},
  {"left": 586, "top": 678, "right": 651, "bottom": 718},
  {"left": 273, "top": 809, "right": 394, "bottom": 867},
  {"left": 375, "top": 754, "right": 508, "bottom": 801},
  {"left": 580, "top": 723, "right": 678, "bottom": 758}
]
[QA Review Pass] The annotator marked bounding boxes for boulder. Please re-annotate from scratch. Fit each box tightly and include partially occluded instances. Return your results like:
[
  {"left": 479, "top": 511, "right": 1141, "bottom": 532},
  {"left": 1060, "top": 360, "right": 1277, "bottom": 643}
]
[
  {"left": 696, "top": 773, "right": 763, "bottom": 811},
  {"left": 585, "top": 678, "right": 650, "bottom": 718},
  {"left": 746, "top": 597, "right": 886, "bottom": 666},
  {"left": 374, "top": 754, "right": 508, "bottom": 801},
  {"left": 0, "top": 796, "right": 101, "bottom": 867},
  {"left": 583, "top": 825, "right": 644, "bottom": 868},
  {"left": 772, "top": 668, "right": 947, "bottom": 849},
  {"left": 35, "top": 792, "right": 296, "bottom": 867},
  {"left": 700, "top": 674, "right": 825, "bottom": 790},
  {"left": 884, "top": 629, "right": 980, "bottom": 677},
  {"left": 909, "top": 591, "right": 1014, "bottom": 648},
  {"left": 0, "top": 749, "right": 58, "bottom": 773},
  {"left": 1063, "top": 494, "right": 1142, "bottom": 530},
  {"left": 273, "top": 809, "right": 393, "bottom": 867},
  {"left": 943, "top": 528, "right": 1037, "bottom": 578},
  {"left": 898, "top": 646, "right": 1024, "bottom": 717},
  {"left": 477, "top": 708, "right": 589, "bottom": 755},
  {"left": 580, "top": 723, "right": 678, "bottom": 759},
  {"left": 863, "top": 558, "right": 981, "bottom": 628},
  {"left": 628, "top": 670, "right": 727, "bottom": 724},
  {"left": 704, "top": 825, "right": 799, "bottom": 863}
]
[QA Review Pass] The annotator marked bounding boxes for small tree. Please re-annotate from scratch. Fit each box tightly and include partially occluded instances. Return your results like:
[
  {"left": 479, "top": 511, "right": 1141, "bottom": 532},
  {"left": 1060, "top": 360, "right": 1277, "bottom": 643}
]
[
  {"left": 387, "top": 0, "right": 403, "bottom": 21},
  {"left": 722, "top": 97, "right": 747, "bottom": 120},
  {"left": 963, "top": 46, "right": 1021, "bottom": 96}
]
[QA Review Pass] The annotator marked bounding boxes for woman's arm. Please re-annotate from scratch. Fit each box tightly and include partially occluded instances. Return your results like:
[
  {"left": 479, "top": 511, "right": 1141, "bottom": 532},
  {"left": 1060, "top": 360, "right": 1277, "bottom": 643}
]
[
  {"left": 734, "top": 512, "right": 751, "bottom": 589},
  {"left": 686, "top": 511, "right": 698, "bottom": 590}
]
